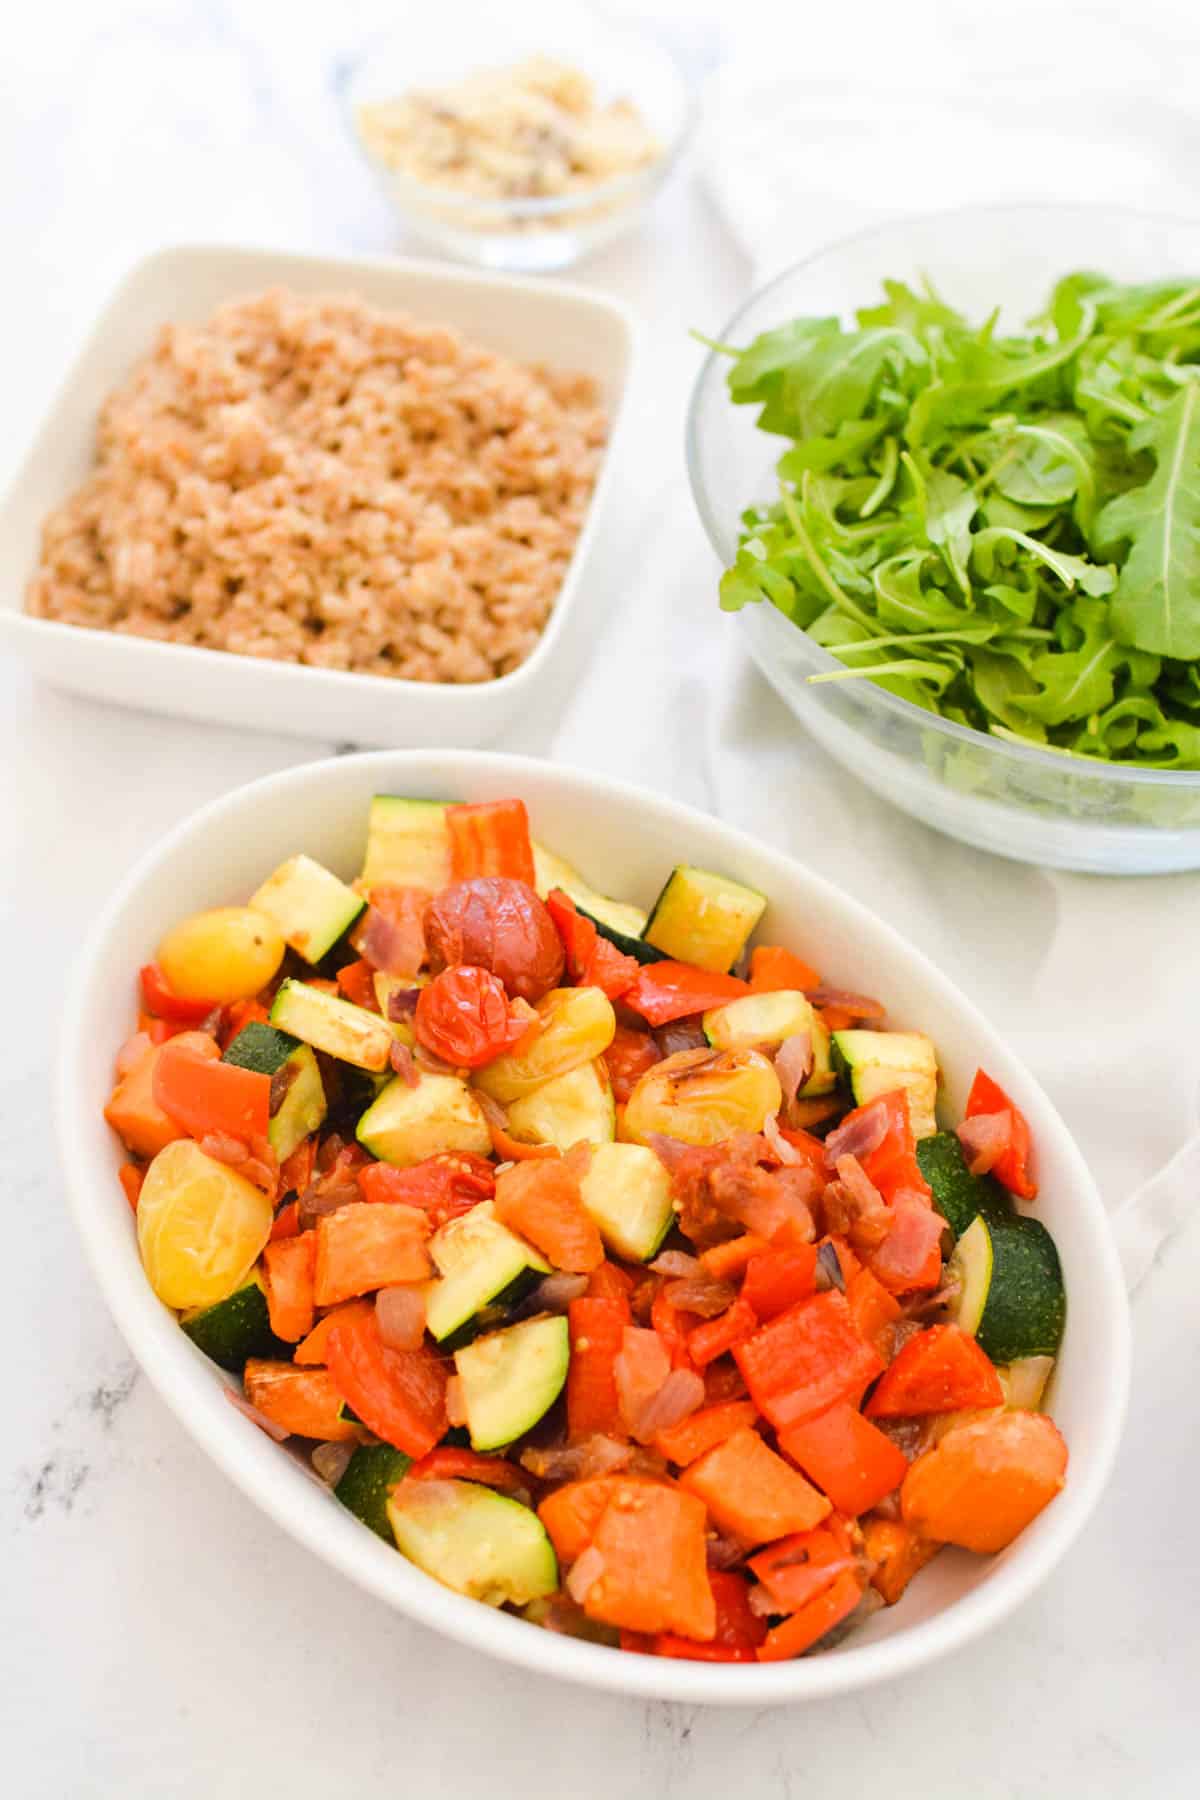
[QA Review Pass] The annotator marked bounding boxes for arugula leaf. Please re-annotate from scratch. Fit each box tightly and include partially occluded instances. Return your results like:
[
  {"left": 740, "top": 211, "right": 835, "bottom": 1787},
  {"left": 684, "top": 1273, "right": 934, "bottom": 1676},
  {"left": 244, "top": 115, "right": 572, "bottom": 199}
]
[
  {"left": 1096, "top": 382, "right": 1200, "bottom": 658},
  {"left": 708, "top": 268, "right": 1200, "bottom": 768}
]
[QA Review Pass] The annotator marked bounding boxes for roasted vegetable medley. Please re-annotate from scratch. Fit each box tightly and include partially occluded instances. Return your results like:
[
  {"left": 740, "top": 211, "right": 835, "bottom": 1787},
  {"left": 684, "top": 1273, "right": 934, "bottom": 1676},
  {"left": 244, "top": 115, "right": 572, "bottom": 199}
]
[{"left": 106, "top": 795, "right": 1068, "bottom": 1662}]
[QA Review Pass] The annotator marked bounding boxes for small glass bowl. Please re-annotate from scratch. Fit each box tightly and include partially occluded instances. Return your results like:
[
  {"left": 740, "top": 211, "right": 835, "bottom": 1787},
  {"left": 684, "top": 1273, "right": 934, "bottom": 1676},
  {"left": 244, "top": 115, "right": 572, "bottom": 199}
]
[
  {"left": 341, "top": 1, "right": 694, "bottom": 273},
  {"left": 686, "top": 204, "right": 1200, "bottom": 875}
]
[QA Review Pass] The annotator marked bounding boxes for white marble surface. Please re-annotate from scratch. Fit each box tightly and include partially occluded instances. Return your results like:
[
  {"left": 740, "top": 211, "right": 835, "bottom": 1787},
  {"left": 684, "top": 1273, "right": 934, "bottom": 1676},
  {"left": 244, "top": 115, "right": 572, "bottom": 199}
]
[{"left": 3, "top": 3, "right": 1200, "bottom": 1795}]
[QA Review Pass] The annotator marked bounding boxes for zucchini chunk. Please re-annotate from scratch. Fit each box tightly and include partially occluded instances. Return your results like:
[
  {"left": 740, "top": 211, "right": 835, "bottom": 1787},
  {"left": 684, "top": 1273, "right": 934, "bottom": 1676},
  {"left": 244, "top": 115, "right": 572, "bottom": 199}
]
[
  {"left": 334, "top": 1444, "right": 412, "bottom": 1541},
  {"left": 424, "top": 1201, "right": 550, "bottom": 1344},
  {"left": 703, "top": 989, "right": 836, "bottom": 1091},
  {"left": 454, "top": 1314, "right": 570, "bottom": 1451},
  {"left": 387, "top": 1477, "right": 558, "bottom": 1606},
  {"left": 915, "top": 1132, "right": 1015, "bottom": 1237},
  {"left": 532, "top": 844, "right": 651, "bottom": 945},
  {"left": 249, "top": 854, "right": 363, "bottom": 963},
  {"left": 360, "top": 797, "right": 451, "bottom": 891},
  {"left": 949, "top": 1214, "right": 1066, "bottom": 1363},
  {"left": 475, "top": 986, "right": 616, "bottom": 1105},
  {"left": 270, "top": 979, "right": 393, "bottom": 1073},
  {"left": 644, "top": 865, "right": 767, "bottom": 973},
  {"left": 357, "top": 1072, "right": 491, "bottom": 1168},
  {"left": 577, "top": 1141, "right": 674, "bottom": 1262},
  {"left": 180, "top": 1273, "right": 289, "bottom": 1371},
  {"left": 505, "top": 1060, "right": 615, "bottom": 1153},
  {"left": 833, "top": 1029, "right": 939, "bottom": 1138},
  {"left": 223, "top": 1021, "right": 327, "bottom": 1161}
]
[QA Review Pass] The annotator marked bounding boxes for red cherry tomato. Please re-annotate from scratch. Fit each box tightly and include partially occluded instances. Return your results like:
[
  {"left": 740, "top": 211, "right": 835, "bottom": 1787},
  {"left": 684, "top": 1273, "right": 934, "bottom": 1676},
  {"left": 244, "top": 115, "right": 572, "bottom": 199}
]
[
  {"left": 414, "top": 965, "right": 531, "bottom": 1068},
  {"left": 425, "top": 878, "right": 564, "bottom": 1003},
  {"left": 358, "top": 1152, "right": 496, "bottom": 1230}
]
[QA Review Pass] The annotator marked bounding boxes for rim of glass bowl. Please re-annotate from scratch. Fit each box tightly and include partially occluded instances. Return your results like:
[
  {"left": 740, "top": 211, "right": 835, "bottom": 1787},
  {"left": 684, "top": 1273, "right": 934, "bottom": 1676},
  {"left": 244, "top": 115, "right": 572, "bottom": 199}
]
[
  {"left": 684, "top": 199, "right": 1200, "bottom": 795},
  {"left": 337, "top": 27, "right": 698, "bottom": 221}
]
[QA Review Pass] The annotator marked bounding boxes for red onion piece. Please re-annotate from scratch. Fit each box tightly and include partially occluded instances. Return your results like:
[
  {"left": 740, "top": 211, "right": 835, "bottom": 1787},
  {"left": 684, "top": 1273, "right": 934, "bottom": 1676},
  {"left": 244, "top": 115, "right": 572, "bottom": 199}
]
[
  {"left": 806, "top": 987, "right": 886, "bottom": 1020},
  {"left": 627, "top": 1368, "right": 705, "bottom": 1442},
  {"left": 706, "top": 1532, "right": 747, "bottom": 1570},
  {"left": 356, "top": 905, "right": 425, "bottom": 978},
  {"left": 664, "top": 1276, "right": 737, "bottom": 1319},
  {"left": 297, "top": 1179, "right": 360, "bottom": 1231},
  {"left": 749, "top": 1583, "right": 779, "bottom": 1618},
  {"left": 824, "top": 1099, "right": 889, "bottom": 1168},
  {"left": 815, "top": 1241, "right": 846, "bottom": 1293},
  {"left": 645, "top": 1132, "right": 691, "bottom": 1172},
  {"left": 615, "top": 1326, "right": 672, "bottom": 1442},
  {"left": 376, "top": 1284, "right": 427, "bottom": 1350},
  {"left": 773, "top": 1031, "right": 813, "bottom": 1104},
  {"left": 445, "top": 1376, "right": 467, "bottom": 1427},
  {"left": 654, "top": 1019, "right": 709, "bottom": 1057},
  {"left": 566, "top": 1545, "right": 607, "bottom": 1605},
  {"left": 648, "top": 1250, "right": 702, "bottom": 1278},
  {"left": 520, "top": 1435, "right": 632, "bottom": 1481},
  {"left": 312, "top": 1441, "right": 355, "bottom": 1486},
  {"left": 529, "top": 1272, "right": 590, "bottom": 1312},
  {"left": 835, "top": 1153, "right": 886, "bottom": 1214},
  {"left": 386, "top": 987, "right": 422, "bottom": 1021},
  {"left": 199, "top": 1131, "right": 250, "bottom": 1166},
  {"left": 225, "top": 1388, "right": 289, "bottom": 1441},
  {"left": 389, "top": 1040, "right": 419, "bottom": 1085},
  {"left": 762, "top": 1110, "right": 802, "bottom": 1166},
  {"left": 956, "top": 1111, "right": 1012, "bottom": 1176}
]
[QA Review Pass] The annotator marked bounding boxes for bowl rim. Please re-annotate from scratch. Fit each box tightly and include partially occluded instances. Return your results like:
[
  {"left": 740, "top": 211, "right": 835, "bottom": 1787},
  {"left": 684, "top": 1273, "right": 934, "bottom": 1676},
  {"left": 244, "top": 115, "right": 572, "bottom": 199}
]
[
  {"left": 3, "top": 241, "right": 640, "bottom": 706},
  {"left": 338, "top": 20, "right": 698, "bottom": 219},
  {"left": 684, "top": 199, "right": 1200, "bottom": 792},
  {"left": 58, "top": 747, "right": 1131, "bottom": 1705}
]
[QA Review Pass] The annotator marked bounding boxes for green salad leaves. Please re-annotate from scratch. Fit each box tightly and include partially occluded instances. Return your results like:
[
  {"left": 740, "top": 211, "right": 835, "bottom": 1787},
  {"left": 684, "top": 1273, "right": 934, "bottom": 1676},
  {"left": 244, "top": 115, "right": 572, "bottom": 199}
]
[{"left": 714, "top": 273, "right": 1200, "bottom": 766}]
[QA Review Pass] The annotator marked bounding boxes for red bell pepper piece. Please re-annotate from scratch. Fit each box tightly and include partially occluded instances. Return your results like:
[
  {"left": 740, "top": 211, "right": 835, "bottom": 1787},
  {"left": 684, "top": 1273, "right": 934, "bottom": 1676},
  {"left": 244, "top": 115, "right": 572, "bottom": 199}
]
[
  {"left": 963, "top": 1069, "right": 1037, "bottom": 1200},
  {"left": 653, "top": 1571, "right": 766, "bottom": 1660},
  {"left": 139, "top": 961, "right": 220, "bottom": 1025},
  {"left": 687, "top": 1297, "right": 758, "bottom": 1367},
  {"left": 777, "top": 1127, "right": 829, "bottom": 1182},
  {"left": 358, "top": 1152, "right": 494, "bottom": 1229},
  {"left": 865, "top": 1325, "right": 1005, "bottom": 1419},
  {"left": 622, "top": 961, "right": 750, "bottom": 1027},
  {"left": 220, "top": 998, "right": 269, "bottom": 1048},
  {"left": 325, "top": 1308, "right": 448, "bottom": 1458},
  {"left": 651, "top": 1284, "right": 695, "bottom": 1370},
  {"left": 756, "top": 1568, "right": 864, "bottom": 1661},
  {"left": 735, "top": 1291, "right": 885, "bottom": 1431},
  {"left": 567, "top": 1296, "right": 629, "bottom": 1439},
  {"left": 336, "top": 958, "right": 378, "bottom": 1010},
  {"left": 778, "top": 1402, "right": 910, "bottom": 1516},
  {"left": 446, "top": 799, "right": 536, "bottom": 886},
  {"left": 545, "top": 890, "right": 638, "bottom": 1000},
  {"left": 748, "top": 1524, "right": 859, "bottom": 1613},
  {"left": 841, "top": 1090, "right": 932, "bottom": 1203},
  {"left": 151, "top": 1041, "right": 271, "bottom": 1142},
  {"left": 587, "top": 1259, "right": 636, "bottom": 1304},
  {"left": 741, "top": 1242, "right": 818, "bottom": 1321},
  {"left": 545, "top": 889, "right": 595, "bottom": 979},
  {"left": 269, "top": 1200, "right": 300, "bottom": 1241},
  {"left": 406, "top": 1447, "right": 527, "bottom": 1492},
  {"left": 117, "top": 1162, "right": 144, "bottom": 1213},
  {"left": 748, "top": 944, "right": 820, "bottom": 993},
  {"left": 654, "top": 1398, "right": 758, "bottom": 1466},
  {"left": 844, "top": 1266, "right": 902, "bottom": 1360},
  {"left": 278, "top": 1136, "right": 317, "bottom": 1199}
]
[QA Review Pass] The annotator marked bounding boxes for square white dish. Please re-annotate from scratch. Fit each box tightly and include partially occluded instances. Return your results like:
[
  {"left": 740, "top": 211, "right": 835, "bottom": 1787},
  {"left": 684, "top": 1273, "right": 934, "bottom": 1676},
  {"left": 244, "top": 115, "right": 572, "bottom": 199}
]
[{"left": 0, "top": 245, "right": 638, "bottom": 746}]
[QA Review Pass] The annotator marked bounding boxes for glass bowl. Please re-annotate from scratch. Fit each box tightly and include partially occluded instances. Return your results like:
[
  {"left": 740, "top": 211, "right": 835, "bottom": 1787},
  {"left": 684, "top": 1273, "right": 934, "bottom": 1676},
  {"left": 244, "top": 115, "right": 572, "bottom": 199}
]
[
  {"left": 686, "top": 204, "right": 1200, "bottom": 874},
  {"left": 341, "top": 0, "right": 694, "bottom": 274}
]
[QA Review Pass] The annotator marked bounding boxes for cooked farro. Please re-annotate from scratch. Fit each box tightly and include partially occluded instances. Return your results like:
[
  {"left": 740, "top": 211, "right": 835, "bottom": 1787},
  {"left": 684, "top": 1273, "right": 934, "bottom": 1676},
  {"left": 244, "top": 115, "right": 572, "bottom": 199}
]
[{"left": 26, "top": 288, "right": 607, "bottom": 683}]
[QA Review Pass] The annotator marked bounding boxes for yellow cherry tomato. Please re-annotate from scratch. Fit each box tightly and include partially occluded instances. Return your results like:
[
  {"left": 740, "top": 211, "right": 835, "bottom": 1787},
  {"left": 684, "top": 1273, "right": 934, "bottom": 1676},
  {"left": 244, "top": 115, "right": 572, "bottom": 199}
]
[
  {"left": 137, "top": 1140, "right": 274, "bottom": 1310},
  {"left": 622, "top": 1046, "right": 783, "bottom": 1148},
  {"left": 156, "top": 907, "right": 285, "bottom": 1003}
]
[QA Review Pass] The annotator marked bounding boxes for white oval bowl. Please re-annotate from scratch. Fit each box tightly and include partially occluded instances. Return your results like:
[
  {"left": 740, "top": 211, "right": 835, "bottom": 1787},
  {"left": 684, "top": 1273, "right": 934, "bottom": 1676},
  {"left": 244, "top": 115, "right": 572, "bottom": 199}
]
[{"left": 58, "top": 750, "right": 1129, "bottom": 1705}]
